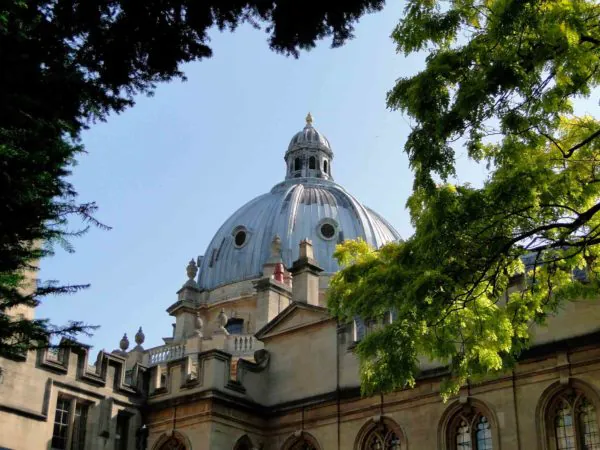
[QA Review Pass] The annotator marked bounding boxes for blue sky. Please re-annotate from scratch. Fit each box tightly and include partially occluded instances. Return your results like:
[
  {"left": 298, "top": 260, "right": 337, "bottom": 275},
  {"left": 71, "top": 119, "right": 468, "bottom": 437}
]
[{"left": 37, "top": 2, "right": 598, "bottom": 353}]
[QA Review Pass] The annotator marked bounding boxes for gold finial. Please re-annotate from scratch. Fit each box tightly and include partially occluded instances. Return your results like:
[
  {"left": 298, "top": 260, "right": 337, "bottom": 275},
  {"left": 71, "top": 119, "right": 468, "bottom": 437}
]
[{"left": 305, "top": 112, "right": 313, "bottom": 126}]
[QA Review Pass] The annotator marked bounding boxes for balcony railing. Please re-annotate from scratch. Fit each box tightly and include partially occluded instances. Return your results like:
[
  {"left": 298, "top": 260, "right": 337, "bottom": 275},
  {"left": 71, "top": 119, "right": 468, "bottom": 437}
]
[
  {"left": 147, "top": 344, "right": 186, "bottom": 366},
  {"left": 225, "top": 334, "right": 260, "bottom": 356}
]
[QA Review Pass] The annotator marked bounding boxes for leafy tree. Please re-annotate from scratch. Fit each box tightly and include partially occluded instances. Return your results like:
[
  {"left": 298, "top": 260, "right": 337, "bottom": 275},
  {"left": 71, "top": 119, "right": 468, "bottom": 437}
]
[
  {"left": 329, "top": 0, "right": 600, "bottom": 399},
  {"left": 0, "top": 0, "right": 385, "bottom": 357}
]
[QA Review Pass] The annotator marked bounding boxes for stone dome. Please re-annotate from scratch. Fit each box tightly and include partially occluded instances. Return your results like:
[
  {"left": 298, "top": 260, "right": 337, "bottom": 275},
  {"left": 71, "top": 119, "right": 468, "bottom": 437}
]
[{"left": 196, "top": 115, "right": 400, "bottom": 292}]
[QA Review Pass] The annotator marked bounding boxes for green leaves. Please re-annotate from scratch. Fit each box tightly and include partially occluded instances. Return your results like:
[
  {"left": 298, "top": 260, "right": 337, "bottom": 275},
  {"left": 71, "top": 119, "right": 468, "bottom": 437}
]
[{"left": 330, "top": 0, "right": 600, "bottom": 400}]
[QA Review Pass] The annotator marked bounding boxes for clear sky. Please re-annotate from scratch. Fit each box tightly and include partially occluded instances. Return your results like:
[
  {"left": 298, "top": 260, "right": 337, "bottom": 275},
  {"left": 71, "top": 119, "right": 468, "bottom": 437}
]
[{"left": 36, "top": 2, "right": 598, "bottom": 353}]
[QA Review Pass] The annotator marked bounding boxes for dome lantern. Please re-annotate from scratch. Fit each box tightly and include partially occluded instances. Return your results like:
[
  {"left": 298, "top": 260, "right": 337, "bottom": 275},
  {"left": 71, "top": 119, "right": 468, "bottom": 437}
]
[{"left": 285, "top": 113, "right": 333, "bottom": 181}]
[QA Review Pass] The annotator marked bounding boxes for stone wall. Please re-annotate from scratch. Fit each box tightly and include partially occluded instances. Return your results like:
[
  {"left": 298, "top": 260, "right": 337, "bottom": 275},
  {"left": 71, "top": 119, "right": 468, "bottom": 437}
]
[{"left": 0, "top": 344, "right": 144, "bottom": 450}]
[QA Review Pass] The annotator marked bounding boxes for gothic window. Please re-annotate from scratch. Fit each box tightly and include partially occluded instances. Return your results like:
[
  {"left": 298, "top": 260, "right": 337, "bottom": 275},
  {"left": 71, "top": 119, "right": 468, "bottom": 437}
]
[
  {"left": 294, "top": 157, "right": 302, "bottom": 171},
  {"left": 546, "top": 389, "right": 600, "bottom": 450},
  {"left": 309, "top": 156, "right": 316, "bottom": 169},
  {"left": 159, "top": 437, "right": 187, "bottom": 450},
  {"left": 355, "top": 418, "right": 405, "bottom": 450},
  {"left": 446, "top": 404, "right": 494, "bottom": 450},
  {"left": 363, "top": 422, "right": 402, "bottom": 449},
  {"left": 282, "top": 432, "right": 321, "bottom": 450},
  {"left": 233, "top": 435, "right": 254, "bottom": 450},
  {"left": 289, "top": 441, "right": 317, "bottom": 450}
]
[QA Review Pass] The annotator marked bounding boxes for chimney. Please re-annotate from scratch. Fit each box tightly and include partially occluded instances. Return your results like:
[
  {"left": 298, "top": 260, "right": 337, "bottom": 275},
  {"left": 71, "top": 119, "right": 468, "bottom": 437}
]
[
  {"left": 254, "top": 267, "right": 292, "bottom": 331},
  {"left": 289, "top": 239, "right": 323, "bottom": 306}
]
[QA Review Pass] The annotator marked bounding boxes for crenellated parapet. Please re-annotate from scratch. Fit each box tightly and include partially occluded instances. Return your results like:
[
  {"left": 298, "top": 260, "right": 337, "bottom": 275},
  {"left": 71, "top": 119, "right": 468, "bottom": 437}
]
[{"left": 37, "top": 339, "right": 148, "bottom": 395}]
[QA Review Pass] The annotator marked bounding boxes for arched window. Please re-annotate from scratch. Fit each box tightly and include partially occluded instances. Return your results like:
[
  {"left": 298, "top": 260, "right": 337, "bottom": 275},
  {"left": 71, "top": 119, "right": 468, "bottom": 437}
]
[
  {"left": 158, "top": 437, "right": 186, "bottom": 450},
  {"left": 354, "top": 417, "right": 406, "bottom": 450},
  {"left": 282, "top": 432, "right": 321, "bottom": 450},
  {"left": 309, "top": 156, "right": 316, "bottom": 169},
  {"left": 439, "top": 401, "right": 498, "bottom": 450},
  {"left": 323, "top": 160, "right": 328, "bottom": 173},
  {"left": 153, "top": 432, "right": 190, "bottom": 450},
  {"left": 545, "top": 388, "right": 600, "bottom": 450},
  {"left": 451, "top": 415, "right": 492, "bottom": 450},
  {"left": 294, "top": 157, "right": 301, "bottom": 171},
  {"left": 233, "top": 434, "right": 254, "bottom": 450}
]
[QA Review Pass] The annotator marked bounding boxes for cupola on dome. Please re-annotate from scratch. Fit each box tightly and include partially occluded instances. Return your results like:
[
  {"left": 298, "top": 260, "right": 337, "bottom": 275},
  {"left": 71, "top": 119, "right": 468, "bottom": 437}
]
[
  {"left": 196, "top": 114, "right": 400, "bottom": 293},
  {"left": 287, "top": 113, "right": 332, "bottom": 155}
]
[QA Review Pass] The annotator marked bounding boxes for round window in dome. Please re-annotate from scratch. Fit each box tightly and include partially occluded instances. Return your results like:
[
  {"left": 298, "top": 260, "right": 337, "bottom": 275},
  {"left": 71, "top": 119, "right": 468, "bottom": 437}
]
[
  {"left": 235, "top": 231, "right": 246, "bottom": 247},
  {"left": 318, "top": 219, "right": 338, "bottom": 240},
  {"left": 232, "top": 226, "right": 249, "bottom": 248}
]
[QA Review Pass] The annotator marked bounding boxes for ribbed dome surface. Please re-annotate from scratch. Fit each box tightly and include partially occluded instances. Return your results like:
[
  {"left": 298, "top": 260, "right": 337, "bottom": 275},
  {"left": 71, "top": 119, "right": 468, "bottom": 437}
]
[
  {"left": 197, "top": 178, "right": 400, "bottom": 291},
  {"left": 287, "top": 125, "right": 332, "bottom": 155}
]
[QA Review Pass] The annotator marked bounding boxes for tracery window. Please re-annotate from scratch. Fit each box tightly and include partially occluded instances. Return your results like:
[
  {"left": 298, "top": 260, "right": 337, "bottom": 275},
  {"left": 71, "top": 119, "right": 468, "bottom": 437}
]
[
  {"left": 158, "top": 436, "right": 187, "bottom": 450},
  {"left": 354, "top": 417, "right": 405, "bottom": 450},
  {"left": 547, "top": 389, "right": 600, "bottom": 450},
  {"left": 282, "top": 432, "right": 320, "bottom": 450},
  {"left": 363, "top": 421, "right": 402, "bottom": 449},
  {"left": 289, "top": 440, "right": 317, "bottom": 450},
  {"left": 447, "top": 406, "right": 494, "bottom": 450}
]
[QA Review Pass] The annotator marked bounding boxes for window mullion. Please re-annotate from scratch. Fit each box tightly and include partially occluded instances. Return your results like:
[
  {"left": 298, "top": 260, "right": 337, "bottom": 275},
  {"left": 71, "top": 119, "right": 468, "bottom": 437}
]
[
  {"left": 574, "top": 407, "right": 582, "bottom": 450},
  {"left": 66, "top": 398, "right": 76, "bottom": 450}
]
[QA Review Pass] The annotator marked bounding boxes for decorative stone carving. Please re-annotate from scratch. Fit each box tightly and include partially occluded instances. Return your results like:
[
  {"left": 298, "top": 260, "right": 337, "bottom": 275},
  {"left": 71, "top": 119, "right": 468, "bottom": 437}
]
[
  {"left": 186, "top": 258, "right": 198, "bottom": 280},
  {"left": 194, "top": 312, "right": 204, "bottom": 337},
  {"left": 213, "top": 308, "right": 229, "bottom": 335},
  {"left": 270, "top": 234, "right": 281, "bottom": 259},
  {"left": 217, "top": 308, "right": 228, "bottom": 328},
  {"left": 134, "top": 327, "right": 145, "bottom": 349},
  {"left": 119, "top": 333, "right": 129, "bottom": 352}
]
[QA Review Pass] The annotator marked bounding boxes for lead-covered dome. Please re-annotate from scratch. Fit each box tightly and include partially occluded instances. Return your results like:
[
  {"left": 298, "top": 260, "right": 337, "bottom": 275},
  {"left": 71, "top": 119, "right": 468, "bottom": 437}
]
[
  {"left": 196, "top": 115, "right": 400, "bottom": 291},
  {"left": 287, "top": 113, "right": 332, "bottom": 155}
]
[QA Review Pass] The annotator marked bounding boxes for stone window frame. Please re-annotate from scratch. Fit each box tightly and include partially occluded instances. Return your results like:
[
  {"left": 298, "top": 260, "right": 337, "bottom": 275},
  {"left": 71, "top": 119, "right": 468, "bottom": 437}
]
[
  {"left": 232, "top": 225, "right": 250, "bottom": 249},
  {"left": 152, "top": 431, "right": 192, "bottom": 450},
  {"left": 438, "top": 398, "right": 500, "bottom": 450},
  {"left": 50, "top": 393, "right": 91, "bottom": 450},
  {"left": 353, "top": 416, "right": 407, "bottom": 450},
  {"left": 536, "top": 379, "right": 600, "bottom": 450},
  {"left": 317, "top": 218, "right": 339, "bottom": 241},
  {"left": 233, "top": 434, "right": 256, "bottom": 450},
  {"left": 281, "top": 431, "right": 322, "bottom": 450}
]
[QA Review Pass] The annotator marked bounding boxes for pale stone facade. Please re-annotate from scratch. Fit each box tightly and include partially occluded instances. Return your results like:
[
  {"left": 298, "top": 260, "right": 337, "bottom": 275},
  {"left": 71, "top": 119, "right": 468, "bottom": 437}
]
[{"left": 1, "top": 117, "right": 600, "bottom": 450}]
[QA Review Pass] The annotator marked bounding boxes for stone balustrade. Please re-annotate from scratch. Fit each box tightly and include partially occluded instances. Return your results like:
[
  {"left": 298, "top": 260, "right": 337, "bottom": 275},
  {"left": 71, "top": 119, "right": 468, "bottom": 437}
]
[
  {"left": 225, "top": 334, "right": 260, "bottom": 356},
  {"left": 147, "top": 344, "right": 186, "bottom": 366}
]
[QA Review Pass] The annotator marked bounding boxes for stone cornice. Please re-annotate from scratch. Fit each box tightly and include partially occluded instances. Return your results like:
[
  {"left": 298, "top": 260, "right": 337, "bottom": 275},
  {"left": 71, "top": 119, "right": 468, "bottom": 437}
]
[
  {"left": 289, "top": 257, "right": 324, "bottom": 275},
  {"left": 254, "top": 277, "right": 291, "bottom": 296},
  {"left": 166, "top": 299, "right": 197, "bottom": 315}
]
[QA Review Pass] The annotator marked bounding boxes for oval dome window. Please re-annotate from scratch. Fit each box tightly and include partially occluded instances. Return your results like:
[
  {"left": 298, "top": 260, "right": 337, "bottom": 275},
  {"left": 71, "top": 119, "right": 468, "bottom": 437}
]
[
  {"left": 234, "top": 230, "right": 247, "bottom": 247},
  {"left": 319, "top": 221, "right": 337, "bottom": 240}
]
